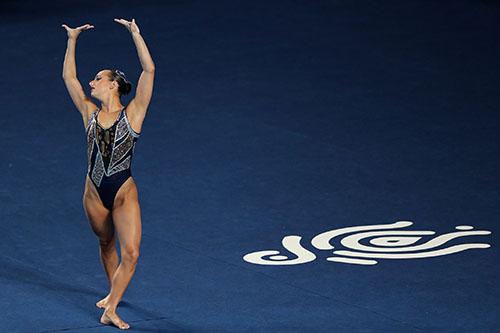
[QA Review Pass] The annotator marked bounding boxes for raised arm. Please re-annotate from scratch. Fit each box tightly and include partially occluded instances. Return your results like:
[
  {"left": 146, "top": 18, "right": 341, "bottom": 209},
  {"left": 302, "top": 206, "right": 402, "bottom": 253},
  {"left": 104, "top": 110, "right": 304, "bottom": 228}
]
[
  {"left": 61, "top": 23, "right": 97, "bottom": 128},
  {"left": 115, "top": 19, "right": 155, "bottom": 126}
]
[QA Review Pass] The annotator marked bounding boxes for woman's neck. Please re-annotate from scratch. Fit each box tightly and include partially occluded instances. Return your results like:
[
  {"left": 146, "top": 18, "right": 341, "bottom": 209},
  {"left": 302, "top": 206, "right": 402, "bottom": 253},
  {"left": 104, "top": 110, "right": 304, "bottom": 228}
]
[{"left": 100, "top": 96, "right": 123, "bottom": 113}]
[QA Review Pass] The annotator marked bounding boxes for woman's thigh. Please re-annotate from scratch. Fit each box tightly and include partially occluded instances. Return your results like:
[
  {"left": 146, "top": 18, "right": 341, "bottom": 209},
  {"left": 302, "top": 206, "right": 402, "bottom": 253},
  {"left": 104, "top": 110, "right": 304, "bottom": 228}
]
[
  {"left": 83, "top": 176, "right": 114, "bottom": 243},
  {"left": 112, "top": 178, "right": 142, "bottom": 256}
]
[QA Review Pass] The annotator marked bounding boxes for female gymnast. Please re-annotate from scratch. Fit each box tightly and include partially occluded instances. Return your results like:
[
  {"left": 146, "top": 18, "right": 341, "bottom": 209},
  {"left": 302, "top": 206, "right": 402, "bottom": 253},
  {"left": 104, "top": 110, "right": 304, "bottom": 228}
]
[{"left": 62, "top": 18, "right": 155, "bottom": 329}]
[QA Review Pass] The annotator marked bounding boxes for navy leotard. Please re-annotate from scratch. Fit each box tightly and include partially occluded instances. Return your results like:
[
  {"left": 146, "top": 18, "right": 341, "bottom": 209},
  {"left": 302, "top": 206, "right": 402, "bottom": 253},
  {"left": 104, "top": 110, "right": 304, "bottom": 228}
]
[{"left": 86, "top": 106, "right": 140, "bottom": 210}]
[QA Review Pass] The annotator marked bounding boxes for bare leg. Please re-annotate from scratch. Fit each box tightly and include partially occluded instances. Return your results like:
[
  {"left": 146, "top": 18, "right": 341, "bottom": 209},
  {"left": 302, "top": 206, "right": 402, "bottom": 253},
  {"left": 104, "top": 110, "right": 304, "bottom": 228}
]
[
  {"left": 100, "top": 232, "right": 119, "bottom": 283},
  {"left": 83, "top": 176, "right": 121, "bottom": 310},
  {"left": 96, "top": 232, "right": 118, "bottom": 309},
  {"left": 83, "top": 176, "right": 124, "bottom": 310},
  {"left": 100, "top": 178, "right": 142, "bottom": 330}
]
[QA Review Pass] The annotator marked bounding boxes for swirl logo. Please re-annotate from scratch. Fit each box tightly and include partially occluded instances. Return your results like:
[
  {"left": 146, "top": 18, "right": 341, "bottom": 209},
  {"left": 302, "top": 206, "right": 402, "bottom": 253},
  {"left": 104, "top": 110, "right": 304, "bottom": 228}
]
[{"left": 243, "top": 221, "right": 491, "bottom": 266}]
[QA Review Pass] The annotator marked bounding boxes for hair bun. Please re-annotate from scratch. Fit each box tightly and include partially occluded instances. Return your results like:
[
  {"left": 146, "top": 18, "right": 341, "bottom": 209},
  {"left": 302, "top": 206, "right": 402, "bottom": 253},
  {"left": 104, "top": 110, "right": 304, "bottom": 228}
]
[
  {"left": 111, "top": 69, "right": 132, "bottom": 96},
  {"left": 123, "top": 82, "right": 132, "bottom": 95}
]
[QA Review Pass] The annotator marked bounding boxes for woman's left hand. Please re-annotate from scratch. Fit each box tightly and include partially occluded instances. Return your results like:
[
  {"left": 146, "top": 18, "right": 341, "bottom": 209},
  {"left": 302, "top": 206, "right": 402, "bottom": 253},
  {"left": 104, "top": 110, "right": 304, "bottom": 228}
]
[{"left": 114, "top": 18, "right": 140, "bottom": 34}]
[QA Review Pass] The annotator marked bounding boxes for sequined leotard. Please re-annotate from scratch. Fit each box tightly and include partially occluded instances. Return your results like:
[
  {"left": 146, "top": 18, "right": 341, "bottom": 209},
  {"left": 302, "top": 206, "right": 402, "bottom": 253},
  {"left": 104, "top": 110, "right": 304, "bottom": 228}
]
[{"left": 86, "top": 106, "right": 140, "bottom": 210}]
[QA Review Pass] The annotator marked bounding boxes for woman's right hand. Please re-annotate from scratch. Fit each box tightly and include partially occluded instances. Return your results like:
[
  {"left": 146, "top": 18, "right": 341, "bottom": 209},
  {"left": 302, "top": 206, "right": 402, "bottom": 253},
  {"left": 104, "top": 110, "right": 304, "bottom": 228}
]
[{"left": 61, "top": 23, "right": 94, "bottom": 39}]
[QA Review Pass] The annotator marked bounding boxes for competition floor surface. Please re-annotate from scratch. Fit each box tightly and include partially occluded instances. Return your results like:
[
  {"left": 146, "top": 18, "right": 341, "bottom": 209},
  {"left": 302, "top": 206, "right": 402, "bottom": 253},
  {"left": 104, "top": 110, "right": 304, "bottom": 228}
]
[{"left": 0, "top": 0, "right": 498, "bottom": 332}]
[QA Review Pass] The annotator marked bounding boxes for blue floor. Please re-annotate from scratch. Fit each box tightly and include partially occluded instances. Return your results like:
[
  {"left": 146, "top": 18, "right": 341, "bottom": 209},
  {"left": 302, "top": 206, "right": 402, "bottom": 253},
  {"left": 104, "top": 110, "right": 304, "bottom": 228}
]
[{"left": 0, "top": 0, "right": 498, "bottom": 332}]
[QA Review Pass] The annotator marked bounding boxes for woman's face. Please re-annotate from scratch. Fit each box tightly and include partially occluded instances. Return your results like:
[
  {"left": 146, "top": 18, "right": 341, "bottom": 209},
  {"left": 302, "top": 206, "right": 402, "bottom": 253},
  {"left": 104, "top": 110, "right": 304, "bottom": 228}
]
[{"left": 89, "top": 70, "right": 115, "bottom": 98}]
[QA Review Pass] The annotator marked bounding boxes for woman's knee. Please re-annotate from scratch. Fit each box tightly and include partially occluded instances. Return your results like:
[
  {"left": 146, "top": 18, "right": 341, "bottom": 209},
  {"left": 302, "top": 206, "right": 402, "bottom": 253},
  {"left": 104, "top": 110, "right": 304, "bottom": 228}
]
[
  {"left": 122, "top": 247, "right": 140, "bottom": 265},
  {"left": 99, "top": 234, "right": 116, "bottom": 251},
  {"left": 91, "top": 223, "right": 114, "bottom": 244}
]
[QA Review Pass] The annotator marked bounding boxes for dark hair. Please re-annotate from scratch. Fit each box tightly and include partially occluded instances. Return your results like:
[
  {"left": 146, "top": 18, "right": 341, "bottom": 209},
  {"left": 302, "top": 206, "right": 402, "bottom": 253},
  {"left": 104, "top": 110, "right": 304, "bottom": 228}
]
[{"left": 109, "top": 69, "right": 132, "bottom": 96}]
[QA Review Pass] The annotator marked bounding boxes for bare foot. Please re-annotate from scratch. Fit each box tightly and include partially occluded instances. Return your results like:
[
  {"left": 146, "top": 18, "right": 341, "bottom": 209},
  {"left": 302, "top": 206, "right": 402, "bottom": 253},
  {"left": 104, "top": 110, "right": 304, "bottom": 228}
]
[
  {"left": 96, "top": 295, "right": 110, "bottom": 309},
  {"left": 100, "top": 308, "right": 130, "bottom": 330}
]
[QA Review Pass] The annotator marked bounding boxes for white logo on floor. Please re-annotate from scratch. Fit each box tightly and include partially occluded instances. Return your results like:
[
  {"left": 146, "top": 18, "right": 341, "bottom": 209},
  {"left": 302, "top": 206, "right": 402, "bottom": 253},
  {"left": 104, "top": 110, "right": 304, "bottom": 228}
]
[{"left": 243, "top": 221, "right": 491, "bottom": 265}]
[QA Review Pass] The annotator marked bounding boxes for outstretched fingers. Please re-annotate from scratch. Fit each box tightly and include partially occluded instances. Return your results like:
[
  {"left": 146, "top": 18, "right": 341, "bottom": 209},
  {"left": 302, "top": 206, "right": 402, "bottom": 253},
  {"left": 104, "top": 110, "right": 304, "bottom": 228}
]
[
  {"left": 61, "top": 23, "right": 94, "bottom": 31},
  {"left": 114, "top": 18, "right": 140, "bottom": 33},
  {"left": 77, "top": 23, "right": 95, "bottom": 30},
  {"left": 114, "top": 18, "right": 130, "bottom": 25}
]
